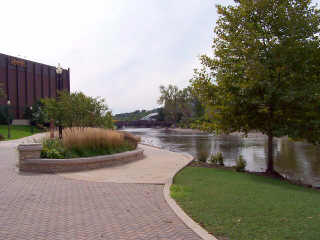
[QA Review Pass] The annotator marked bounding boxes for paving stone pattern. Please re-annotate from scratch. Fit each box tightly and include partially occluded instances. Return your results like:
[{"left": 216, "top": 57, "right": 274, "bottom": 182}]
[
  {"left": 59, "top": 145, "right": 193, "bottom": 185},
  {"left": 0, "top": 142, "right": 201, "bottom": 240}
]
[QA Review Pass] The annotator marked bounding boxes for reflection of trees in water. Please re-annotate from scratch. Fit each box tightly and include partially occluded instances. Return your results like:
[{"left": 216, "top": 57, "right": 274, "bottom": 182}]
[
  {"left": 252, "top": 150, "right": 264, "bottom": 168},
  {"left": 274, "top": 138, "right": 320, "bottom": 185},
  {"left": 275, "top": 139, "right": 298, "bottom": 174},
  {"left": 292, "top": 143, "right": 320, "bottom": 184},
  {"left": 211, "top": 135, "right": 242, "bottom": 165},
  {"left": 306, "top": 145, "right": 320, "bottom": 179},
  {"left": 126, "top": 128, "right": 320, "bottom": 186},
  {"left": 159, "top": 134, "right": 194, "bottom": 152},
  {"left": 239, "top": 146, "right": 266, "bottom": 172},
  {"left": 195, "top": 139, "right": 212, "bottom": 161},
  {"left": 213, "top": 135, "right": 268, "bottom": 169}
]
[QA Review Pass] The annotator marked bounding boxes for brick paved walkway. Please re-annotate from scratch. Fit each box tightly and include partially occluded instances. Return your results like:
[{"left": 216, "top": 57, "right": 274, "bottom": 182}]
[
  {"left": 59, "top": 145, "right": 193, "bottom": 184},
  {"left": 0, "top": 140, "right": 201, "bottom": 240}
]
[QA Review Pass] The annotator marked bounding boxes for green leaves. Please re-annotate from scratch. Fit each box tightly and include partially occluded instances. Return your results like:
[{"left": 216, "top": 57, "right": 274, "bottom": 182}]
[
  {"left": 191, "top": 0, "right": 320, "bottom": 142},
  {"left": 158, "top": 85, "right": 201, "bottom": 123},
  {"left": 42, "top": 91, "right": 113, "bottom": 129}
]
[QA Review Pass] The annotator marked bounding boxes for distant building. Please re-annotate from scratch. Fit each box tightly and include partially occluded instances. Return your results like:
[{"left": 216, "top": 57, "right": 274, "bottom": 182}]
[
  {"left": 140, "top": 112, "right": 158, "bottom": 121},
  {"left": 0, "top": 53, "right": 70, "bottom": 118}
]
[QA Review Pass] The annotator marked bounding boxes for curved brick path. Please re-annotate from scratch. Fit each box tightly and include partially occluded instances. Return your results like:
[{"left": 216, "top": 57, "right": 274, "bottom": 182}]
[{"left": 0, "top": 139, "right": 201, "bottom": 240}]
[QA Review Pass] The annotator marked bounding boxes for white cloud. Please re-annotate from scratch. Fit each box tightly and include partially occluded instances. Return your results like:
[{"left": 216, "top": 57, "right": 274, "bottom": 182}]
[{"left": 1, "top": 0, "right": 317, "bottom": 113}]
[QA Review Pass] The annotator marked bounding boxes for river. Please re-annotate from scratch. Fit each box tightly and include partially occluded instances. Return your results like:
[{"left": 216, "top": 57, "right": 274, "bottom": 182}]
[{"left": 124, "top": 128, "right": 320, "bottom": 187}]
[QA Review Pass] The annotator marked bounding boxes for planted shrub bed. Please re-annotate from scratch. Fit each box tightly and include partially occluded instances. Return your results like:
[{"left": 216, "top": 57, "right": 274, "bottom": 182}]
[
  {"left": 41, "top": 137, "right": 135, "bottom": 159},
  {"left": 18, "top": 127, "right": 143, "bottom": 173},
  {"left": 41, "top": 127, "right": 139, "bottom": 159}
]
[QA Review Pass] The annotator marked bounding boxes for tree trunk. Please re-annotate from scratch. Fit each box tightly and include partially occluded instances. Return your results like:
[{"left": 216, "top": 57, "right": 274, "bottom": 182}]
[
  {"left": 59, "top": 126, "right": 63, "bottom": 139},
  {"left": 50, "top": 119, "right": 54, "bottom": 139},
  {"left": 266, "top": 133, "right": 274, "bottom": 173}
]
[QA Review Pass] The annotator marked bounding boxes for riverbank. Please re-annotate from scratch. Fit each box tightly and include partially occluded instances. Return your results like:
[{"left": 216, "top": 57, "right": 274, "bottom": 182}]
[
  {"left": 167, "top": 128, "right": 267, "bottom": 138},
  {"left": 166, "top": 128, "right": 206, "bottom": 134},
  {"left": 171, "top": 166, "right": 320, "bottom": 240},
  {"left": 123, "top": 127, "right": 320, "bottom": 187}
]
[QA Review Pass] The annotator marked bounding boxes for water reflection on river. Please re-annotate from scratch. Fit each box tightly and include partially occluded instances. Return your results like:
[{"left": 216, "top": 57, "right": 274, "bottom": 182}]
[{"left": 124, "top": 128, "right": 320, "bottom": 187}]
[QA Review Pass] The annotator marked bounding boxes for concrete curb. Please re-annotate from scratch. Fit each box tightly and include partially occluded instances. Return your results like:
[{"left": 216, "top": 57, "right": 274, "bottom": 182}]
[
  {"left": 163, "top": 152, "right": 218, "bottom": 240},
  {"left": 139, "top": 143, "right": 163, "bottom": 149}
]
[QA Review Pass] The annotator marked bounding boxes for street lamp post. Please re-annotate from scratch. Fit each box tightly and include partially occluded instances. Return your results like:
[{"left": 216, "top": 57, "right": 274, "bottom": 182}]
[
  {"left": 7, "top": 100, "right": 11, "bottom": 139},
  {"left": 56, "top": 63, "right": 63, "bottom": 92},
  {"left": 30, "top": 106, "right": 34, "bottom": 134},
  {"left": 56, "top": 64, "right": 63, "bottom": 139}
]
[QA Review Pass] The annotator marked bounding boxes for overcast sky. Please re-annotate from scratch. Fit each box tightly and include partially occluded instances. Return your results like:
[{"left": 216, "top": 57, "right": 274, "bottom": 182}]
[{"left": 1, "top": 0, "right": 319, "bottom": 114}]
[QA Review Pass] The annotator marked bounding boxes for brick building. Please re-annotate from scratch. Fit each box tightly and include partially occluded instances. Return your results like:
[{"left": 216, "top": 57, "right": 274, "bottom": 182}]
[{"left": 0, "top": 53, "right": 70, "bottom": 118}]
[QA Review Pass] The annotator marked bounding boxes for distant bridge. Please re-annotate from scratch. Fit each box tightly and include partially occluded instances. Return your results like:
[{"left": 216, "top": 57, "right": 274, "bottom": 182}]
[{"left": 115, "top": 120, "right": 172, "bottom": 129}]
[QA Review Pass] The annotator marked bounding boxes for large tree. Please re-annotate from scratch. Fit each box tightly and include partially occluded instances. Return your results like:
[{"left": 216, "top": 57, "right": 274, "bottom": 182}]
[
  {"left": 191, "top": 0, "right": 320, "bottom": 173},
  {"left": 158, "top": 85, "right": 181, "bottom": 124},
  {"left": 158, "top": 85, "right": 203, "bottom": 124}
]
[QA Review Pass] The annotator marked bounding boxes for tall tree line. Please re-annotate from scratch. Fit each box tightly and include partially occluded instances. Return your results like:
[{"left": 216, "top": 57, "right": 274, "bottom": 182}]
[{"left": 158, "top": 84, "right": 204, "bottom": 125}]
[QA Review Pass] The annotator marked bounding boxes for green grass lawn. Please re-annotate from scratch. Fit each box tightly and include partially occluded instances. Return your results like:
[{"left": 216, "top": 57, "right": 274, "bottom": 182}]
[
  {"left": 0, "top": 125, "right": 41, "bottom": 140},
  {"left": 171, "top": 167, "right": 320, "bottom": 240}
]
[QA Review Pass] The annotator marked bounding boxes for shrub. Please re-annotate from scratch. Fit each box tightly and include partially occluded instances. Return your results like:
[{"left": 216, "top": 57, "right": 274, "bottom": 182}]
[
  {"left": 41, "top": 138, "right": 66, "bottom": 159},
  {"left": 23, "top": 101, "right": 48, "bottom": 128},
  {"left": 210, "top": 152, "right": 224, "bottom": 166},
  {"left": 0, "top": 105, "right": 13, "bottom": 125},
  {"left": 41, "top": 147, "right": 64, "bottom": 159},
  {"left": 197, "top": 149, "right": 209, "bottom": 162},
  {"left": 235, "top": 155, "right": 246, "bottom": 172},
  {"left": 0, "top": 134, "right": 4, "bottom": 141}
]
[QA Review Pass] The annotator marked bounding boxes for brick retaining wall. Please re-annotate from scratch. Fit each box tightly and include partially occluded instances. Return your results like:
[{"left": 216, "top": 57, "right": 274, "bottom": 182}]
[{"left": 18, "top": 144, "right": 144, "bottom": 173}]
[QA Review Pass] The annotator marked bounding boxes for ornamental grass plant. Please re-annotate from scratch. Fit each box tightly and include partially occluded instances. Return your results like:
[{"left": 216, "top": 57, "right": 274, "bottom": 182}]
[
  {"left": 62, "top": 127, "right": 125, "bottom": 150},
  {"left": 210, "top": 152, "right": 224, "bottom": 165}
]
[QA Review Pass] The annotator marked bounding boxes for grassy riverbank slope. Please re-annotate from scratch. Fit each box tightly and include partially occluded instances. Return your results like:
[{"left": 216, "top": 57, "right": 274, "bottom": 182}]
[
  {"left": 0, "top": 125, "right": 41, "bottom": 140},
  {"left": 171, "top": 167, "right": 320, "bottom": 240}
]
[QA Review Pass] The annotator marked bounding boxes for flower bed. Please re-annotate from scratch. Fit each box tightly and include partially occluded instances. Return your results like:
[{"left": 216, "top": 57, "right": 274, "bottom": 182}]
[
  {"left": 41, "top": 128, "right": 139, "bottom": 159},
  {"left": 18, "top": 128, "right": 144, "bottom": 173}
]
